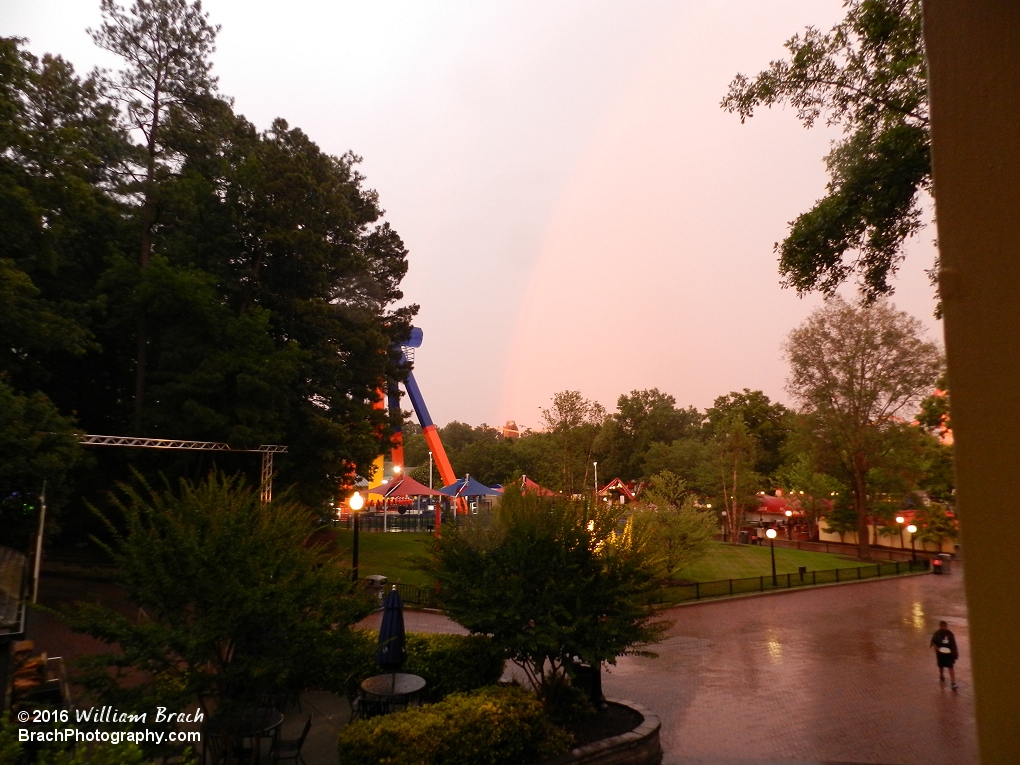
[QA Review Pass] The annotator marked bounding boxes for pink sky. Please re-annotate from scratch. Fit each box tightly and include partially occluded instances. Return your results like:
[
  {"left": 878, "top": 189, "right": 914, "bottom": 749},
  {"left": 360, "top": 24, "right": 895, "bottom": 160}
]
[{"left": 3, "top": 1, "right": 943, "bottom": 430}]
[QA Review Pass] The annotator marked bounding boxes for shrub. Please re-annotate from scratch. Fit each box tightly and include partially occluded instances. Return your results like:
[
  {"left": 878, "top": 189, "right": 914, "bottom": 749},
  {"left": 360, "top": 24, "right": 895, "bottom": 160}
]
[
  {"left": 342, "top": 631, "right": 504, "bottom": 703},
  {"left": 429, "top": 490, "right": 669, "bottom": 707},
  {"left": 337, "top": 685, "right": 571, "bottom": 765}
]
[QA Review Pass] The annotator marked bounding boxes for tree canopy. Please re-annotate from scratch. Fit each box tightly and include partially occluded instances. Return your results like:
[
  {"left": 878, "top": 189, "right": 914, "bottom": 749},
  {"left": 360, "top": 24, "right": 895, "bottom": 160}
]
[
  {"left": 784, "top": 297, "right": 942, "bottom": 557},
  {"left": 68, "top": 472, "right": 374, "bottom": 722},
  {"left": 722, "top": 0, "right": 933, "bottom": 305},
  {"left": 0, "top": 10, "right": 415, "bottom": 524}
]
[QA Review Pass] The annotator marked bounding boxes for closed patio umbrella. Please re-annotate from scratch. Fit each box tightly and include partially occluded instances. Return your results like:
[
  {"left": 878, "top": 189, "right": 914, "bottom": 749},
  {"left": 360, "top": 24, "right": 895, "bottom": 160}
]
[{"left": 376, "top": 586, "right": 407, "bottom": 682}]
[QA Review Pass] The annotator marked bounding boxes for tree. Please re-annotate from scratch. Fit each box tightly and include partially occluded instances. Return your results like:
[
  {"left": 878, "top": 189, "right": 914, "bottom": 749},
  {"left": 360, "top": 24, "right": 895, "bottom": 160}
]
[
  {"left": 634, "top": 471, "right": 716, "bottom": 580},
  {"left": 913, "top": 501, "right": 957, "bottom": 551},
  {"left": 774, "top": 451, "right": 842, "bottom": 541},
  {"left": 541, "top": 391, "right": 606, "bottom": 496},
  {"left": 785, "top": 297, "right": 943, "bottom": 558},
  {"left": 722, "top": 0, "right": 932, "bottom": 305},
  {"left": 705, "top": 390, "right": 792, "bottom": 480},
  {"left": 90, "top": 0, "right": 221, "bottom": 427},
  {"left": 430, "top": 489, "right": 667, "bottom": 709},
  {"left": 67, "top": 472, "right": 374, "bottom": 724},
  {"left": 596, "top": 389, "right": 701, "bottom": 481},
  {"left": 0, "top": 378, "right": 83, "bottom": 548},
  {"left": 703, "top": 416, "right": 762, "bottom": 544}
]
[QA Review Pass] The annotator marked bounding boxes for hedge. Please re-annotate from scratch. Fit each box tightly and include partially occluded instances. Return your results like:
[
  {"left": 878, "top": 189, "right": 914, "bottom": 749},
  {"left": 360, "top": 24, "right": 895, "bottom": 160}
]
[
  {"left": 337, "top": 685, "right": 571, "bottom": 765},
  {"left": 342, "top": 631, "right": 504, "bottom": 703}
]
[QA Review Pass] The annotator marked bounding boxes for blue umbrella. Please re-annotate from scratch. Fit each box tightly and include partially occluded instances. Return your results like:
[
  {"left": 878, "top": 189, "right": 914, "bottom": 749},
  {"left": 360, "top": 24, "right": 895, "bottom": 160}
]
[
  {"left": 376, "top": 587, "right": 407, "bottom": 672},
  {"left": 438, "top": 474, "right": 501, "bottom": 498}
]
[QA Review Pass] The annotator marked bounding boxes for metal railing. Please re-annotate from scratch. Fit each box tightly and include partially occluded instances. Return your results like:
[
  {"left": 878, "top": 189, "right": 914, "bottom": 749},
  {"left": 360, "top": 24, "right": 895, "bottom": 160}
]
[
  {"left": 647, "top": 559, "right": 931, "bottom": 606},
  {"left": 363, "top": 560, "right": 929, "bottom": 613}
]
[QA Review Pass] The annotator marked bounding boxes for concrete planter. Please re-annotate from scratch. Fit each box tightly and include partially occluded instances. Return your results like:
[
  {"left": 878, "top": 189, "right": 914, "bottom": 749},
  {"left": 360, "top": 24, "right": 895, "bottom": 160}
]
[{"left": 534, "top": 699, "right": 661, "bottom": 765}]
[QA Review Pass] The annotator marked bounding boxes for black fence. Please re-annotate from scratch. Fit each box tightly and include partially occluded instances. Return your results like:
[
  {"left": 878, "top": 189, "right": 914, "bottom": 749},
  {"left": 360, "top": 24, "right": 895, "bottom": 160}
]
[
  {"left": 338, "top": 514, "right": 440, "bottom": 534},
  {"left": 647, "top": 559, "right": 930, "bottom": 606},
  {"left": 365, "top": 559, "right": 929, "bottom": 613}
]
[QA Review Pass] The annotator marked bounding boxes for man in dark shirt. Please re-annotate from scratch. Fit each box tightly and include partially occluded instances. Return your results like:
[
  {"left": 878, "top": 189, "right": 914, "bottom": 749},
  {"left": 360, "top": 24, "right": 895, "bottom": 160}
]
[{"left": 930, "top": 620, "right": 959, "bottom": 690}]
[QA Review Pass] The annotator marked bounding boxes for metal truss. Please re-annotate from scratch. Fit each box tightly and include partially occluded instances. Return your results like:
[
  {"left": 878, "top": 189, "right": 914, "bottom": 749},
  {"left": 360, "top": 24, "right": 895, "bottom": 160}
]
[{"left": 78, "top": 435, "right": 288, "bottom": 502}]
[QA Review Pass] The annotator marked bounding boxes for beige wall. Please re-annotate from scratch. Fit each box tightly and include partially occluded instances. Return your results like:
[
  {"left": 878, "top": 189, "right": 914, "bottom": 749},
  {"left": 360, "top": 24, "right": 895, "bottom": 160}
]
[{"left": 922, "top": 2, "right": 1020, "bottom": 761}]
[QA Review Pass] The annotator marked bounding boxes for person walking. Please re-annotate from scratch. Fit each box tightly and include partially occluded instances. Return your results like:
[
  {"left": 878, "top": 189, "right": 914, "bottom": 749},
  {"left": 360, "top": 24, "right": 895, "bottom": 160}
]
[{"left": 930, "top": 620, "right": 959, "bottom": 690}]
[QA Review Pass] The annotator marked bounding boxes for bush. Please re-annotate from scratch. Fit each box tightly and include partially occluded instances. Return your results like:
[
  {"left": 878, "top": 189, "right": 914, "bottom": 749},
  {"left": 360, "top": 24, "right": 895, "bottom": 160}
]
[
  {"left": 342, "top": 631, "right": 504, "bottom": 703},
  {"left": 337, "top": 685, "right": 571, "bottom": 765}
]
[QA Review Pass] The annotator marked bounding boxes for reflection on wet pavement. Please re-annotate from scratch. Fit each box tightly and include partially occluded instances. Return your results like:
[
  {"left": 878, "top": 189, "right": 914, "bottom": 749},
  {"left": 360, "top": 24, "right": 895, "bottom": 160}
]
[{"left": 604, "top": 570, "right": 977, "bottom": 765}]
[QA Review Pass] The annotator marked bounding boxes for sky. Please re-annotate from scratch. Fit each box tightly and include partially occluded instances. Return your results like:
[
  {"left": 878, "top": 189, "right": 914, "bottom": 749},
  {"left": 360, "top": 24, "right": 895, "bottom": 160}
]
[{"left": 2, "top": 0, "right": 944, "bottom": 431}]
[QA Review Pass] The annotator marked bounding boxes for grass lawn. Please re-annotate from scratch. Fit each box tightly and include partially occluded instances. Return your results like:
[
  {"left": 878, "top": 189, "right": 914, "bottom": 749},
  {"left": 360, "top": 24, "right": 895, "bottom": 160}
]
[
  {"left": 675, "top": 541, "right": 861, "bottom": 582},
  {"left": 332, "top": 530, "right": 434, "bottom": 587},
  {"left": 332, "top": 531, "right": 864, "bottom": 587}
]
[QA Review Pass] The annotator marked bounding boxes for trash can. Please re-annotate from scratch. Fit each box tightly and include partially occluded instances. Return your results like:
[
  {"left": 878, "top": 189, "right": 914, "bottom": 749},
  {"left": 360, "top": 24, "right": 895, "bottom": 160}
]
[
  {"left": 365, "top": 574, "right": 388, "bottom": 601},
  {"left": 936, "top": 553, "right": 952, "bottom": 574},
  {"left": 798, "top": 565, "right": 807, "bottom": 581},
  {"left": 738, "top": 530, "right": 749, "bottom": 544},
  {"left": 572, "top": 661, "right": 607, "bottom": 709}
]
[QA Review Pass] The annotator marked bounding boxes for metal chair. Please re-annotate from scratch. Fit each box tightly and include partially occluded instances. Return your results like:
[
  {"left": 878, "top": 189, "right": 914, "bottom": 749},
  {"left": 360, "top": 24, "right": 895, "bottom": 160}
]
[{"left": 271, "top": 717, "right": 311, "bottom": 765}]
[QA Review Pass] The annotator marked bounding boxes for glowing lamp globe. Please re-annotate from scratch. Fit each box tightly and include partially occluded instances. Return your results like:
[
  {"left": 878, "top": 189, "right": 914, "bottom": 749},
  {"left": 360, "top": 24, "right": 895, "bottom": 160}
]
[
  {"left": 907, "top": 524, "right": 917, "bottom": 534},
  {"left": 349, "top": 491, "right": 365, "bottom": 511},
  {"left": 785, "top": 510, "right": 793, "bottom": 518},
  {"left": 896, "top": 515, "right": 905, "bottom": 524},
  {"left": 765, "top": 528, "right": 777, "bottom": 539}
]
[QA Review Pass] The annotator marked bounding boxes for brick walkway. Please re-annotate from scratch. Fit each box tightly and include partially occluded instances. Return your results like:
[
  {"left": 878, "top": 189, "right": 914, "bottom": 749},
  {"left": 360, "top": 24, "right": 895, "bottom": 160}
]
[
  {"left": 29, "top": 567, "right": 977, "bottom": 764},
  {"left": 383, "top": 571, "right": 977, "bottom": 765},
  {"left": 611, "top": 571, "right": 977, "bottom": 765}
]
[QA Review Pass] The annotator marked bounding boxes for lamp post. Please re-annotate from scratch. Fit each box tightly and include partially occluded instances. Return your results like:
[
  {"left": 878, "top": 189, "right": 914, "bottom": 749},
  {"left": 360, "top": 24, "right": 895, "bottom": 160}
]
[
  {"left": 593, "top": 461, "right": 598, "bottom": 496},
  {"left": 428, "top": 451, "right": 433, "bottom": 489},
  {"left": 765, "top": 528, "right": 778, "bottom": 586},
  {"left": 896, "top": 515, "right": 905, "bottom": 548},
  {"left": 907, "top": 524, "right": 918, "bottom": 565},
  {"left": 784, "top": 508, "right": 793, "bottom": 540},
  {"left": 349, "top": 491, "right": 364, "bottom": 581}
]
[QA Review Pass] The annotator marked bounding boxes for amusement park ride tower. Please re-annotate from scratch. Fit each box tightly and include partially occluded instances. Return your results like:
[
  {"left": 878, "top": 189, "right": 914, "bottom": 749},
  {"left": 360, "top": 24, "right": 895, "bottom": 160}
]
[{"left": 371, "top": 327, "right": 456, "bottom": 490}]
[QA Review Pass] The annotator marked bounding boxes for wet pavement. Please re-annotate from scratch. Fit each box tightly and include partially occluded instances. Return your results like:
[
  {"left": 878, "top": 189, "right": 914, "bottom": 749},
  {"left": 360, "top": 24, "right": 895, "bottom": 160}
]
[
  {"left": 609, "top": 572, "right": 977, "bottom": 765},
  {"left": 27, "top": 568, "right": 977, "bottom": 764},
  {"left": 380, "top": 572, "right": 977, "bottom": 765}
]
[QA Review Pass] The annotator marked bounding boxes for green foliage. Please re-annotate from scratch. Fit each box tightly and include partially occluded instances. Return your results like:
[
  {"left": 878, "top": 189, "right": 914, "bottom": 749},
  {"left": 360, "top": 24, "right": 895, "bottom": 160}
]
[
  {"left": 0, "top": 377, "right": 83, "bottom": 547},
  {"left": 822, "top": 493, "right": 859, "bottom": 543},
  {"left": 429, "top": 489, "right": 668, "bottom": 706},
  {"left": 65, "top": 471, "right": 375, "bottom": 718},
  {"left": 914, "top": 502, "right": 957, "bottom": 549},
  {"left": 342, "top": 630, "right": 505, "bottom": 704},
  {"left": 785, "top": 297, "right": 943, "bottom": 556},
  {"left": 634, "top": 473, "right": 716, "bottom": 579},
  {"left": 336, "top": 685, "right": 571, "bottom": 765},
  {"left": 596, "top": 389, "right": 702, "bottom": 481},
  {"left": 722, "top": 0, "right": 931, "bottom": 304},
  {"left": 703, "top": 416, "right": 763, "bottom": 542},
  {"left": 641, "top": 438, "right": 709, "bottom": 493},
  {"left": 0, "top": 26, "right": 416, "bottom": 511},
  {"left": 774, "top": 451, "right": 842, "bottom": 541},
  {"left": 541, "top": 391, "right": 605, "bottom": 495},
  {"left": 0, "top": 715, "right": 161, "bottom": 765},
  {"left": 705, "top": 390, "right": 792, "bottom": 480}
]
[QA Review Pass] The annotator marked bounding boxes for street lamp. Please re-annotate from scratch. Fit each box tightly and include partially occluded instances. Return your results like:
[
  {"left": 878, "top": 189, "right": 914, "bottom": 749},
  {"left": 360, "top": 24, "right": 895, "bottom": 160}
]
[
  {"left": 765, "top": 528, "right": 778, "bottom": 586},
  {"left": 907, "top": 523, "right": 918, "bottom": 565},
  {"left": 784, "top": 508, "right": 793, "bottom": 540},
  {"left": 896, "top": 515, "right": 905, "bottom": 548},
  {"left": 428, "top": 451, "right": 434, "bottom": 489},
  {"left": 349, "top": 491, "right": 365, "bottom": 582},
  {"left": 593, "top": 461, "right": 599, "bottom": 496}
]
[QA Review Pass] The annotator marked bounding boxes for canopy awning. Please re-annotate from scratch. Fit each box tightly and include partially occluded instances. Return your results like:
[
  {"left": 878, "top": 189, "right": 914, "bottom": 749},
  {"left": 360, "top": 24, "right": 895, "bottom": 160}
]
[
  {"left": 368, "top": 475, "right": 444, "bottom": 498},
  {"left": 439, "top": 474, "right": 501, "bottom": 498}
]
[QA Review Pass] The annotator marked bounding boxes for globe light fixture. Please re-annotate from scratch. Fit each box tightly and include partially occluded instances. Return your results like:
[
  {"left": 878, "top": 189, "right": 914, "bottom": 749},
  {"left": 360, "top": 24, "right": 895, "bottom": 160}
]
[
  {"left": 784, "top": 508, "right": 793, "bottom": 539},
  {"left": 765, "top": 528, "right": 778, "bottom": 585},
  {"left": 906, "top": 524, "right": 918, "bottom": 564},
  {"left": 350, "top": 491, "right": 365, "bottom": 581}
]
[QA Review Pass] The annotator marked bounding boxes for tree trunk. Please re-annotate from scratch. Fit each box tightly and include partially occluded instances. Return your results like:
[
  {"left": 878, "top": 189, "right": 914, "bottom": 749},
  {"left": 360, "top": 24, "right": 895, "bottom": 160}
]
[
  {"left": 852, "top": 458, "right": 871, "bottom": 560},
  {"left": 134, "top": 93, "right": 161, "bottom": 432}
]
